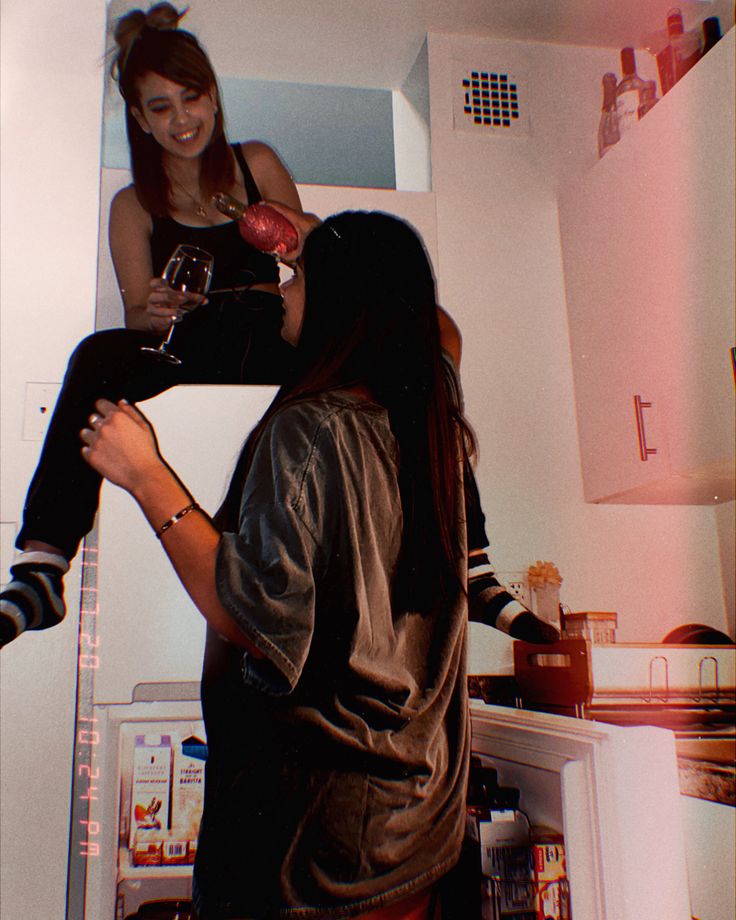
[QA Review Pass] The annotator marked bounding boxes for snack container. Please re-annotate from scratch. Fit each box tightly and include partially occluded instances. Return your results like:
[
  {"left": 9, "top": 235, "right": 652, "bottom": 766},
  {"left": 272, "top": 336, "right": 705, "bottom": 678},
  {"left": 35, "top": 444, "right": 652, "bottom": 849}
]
[
  {"left": 562, "top": 611, "right": 617, "bottom": 644},
  {"left": 187, "top": 838, "right": 198, "bottom": 864},
  {"left": 484, "top": 845, "right": 535, "bottom": 915},
  {"left": 161, "top": 835, "right": 189, "bottom": 866},
  {"left": 531, "top": 834, "right": 570, "bottom": 919},
  {"left": 132, "top": 828, "right": 163, "bottom": 867}
]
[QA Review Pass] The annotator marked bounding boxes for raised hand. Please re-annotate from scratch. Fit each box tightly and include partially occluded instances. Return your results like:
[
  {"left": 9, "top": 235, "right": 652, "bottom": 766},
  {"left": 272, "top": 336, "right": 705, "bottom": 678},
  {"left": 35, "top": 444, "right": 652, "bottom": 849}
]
[
  {"left": 260, "top": 200, "right": 322, "bottom": 264},
  {"left": 80, "top": 399, "right": 165, "bottom": 494}
]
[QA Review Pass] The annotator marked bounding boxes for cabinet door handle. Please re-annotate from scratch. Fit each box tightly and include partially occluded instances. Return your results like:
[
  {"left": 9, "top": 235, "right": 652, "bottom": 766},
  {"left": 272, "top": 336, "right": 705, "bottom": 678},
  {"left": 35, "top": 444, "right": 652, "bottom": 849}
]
[{"left": 633, "top": 394, "right": 657, "bottom": 461}]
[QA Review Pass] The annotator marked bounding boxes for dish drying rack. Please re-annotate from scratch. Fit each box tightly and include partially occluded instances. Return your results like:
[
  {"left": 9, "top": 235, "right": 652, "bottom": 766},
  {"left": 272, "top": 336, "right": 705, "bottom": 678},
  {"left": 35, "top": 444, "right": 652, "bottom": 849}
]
[{"left": 511, "top": 639, "right": 735, "bottom": 727}]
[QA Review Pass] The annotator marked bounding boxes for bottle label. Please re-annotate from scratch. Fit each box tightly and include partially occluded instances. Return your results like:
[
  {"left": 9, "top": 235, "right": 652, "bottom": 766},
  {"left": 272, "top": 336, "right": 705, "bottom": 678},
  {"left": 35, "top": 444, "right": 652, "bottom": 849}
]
[{"left": 616, "top": 89, "right": 639, "bottom": 136}]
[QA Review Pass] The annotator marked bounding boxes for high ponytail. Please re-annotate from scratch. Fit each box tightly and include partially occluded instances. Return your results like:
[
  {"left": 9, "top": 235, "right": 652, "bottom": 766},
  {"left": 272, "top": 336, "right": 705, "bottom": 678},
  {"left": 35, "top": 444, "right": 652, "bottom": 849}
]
[
  {"left": 112, "top": 3, "right": 184, "bottom": 82},
  {"left": 110, "top": 3, "right": 233, "bottom": 216}
]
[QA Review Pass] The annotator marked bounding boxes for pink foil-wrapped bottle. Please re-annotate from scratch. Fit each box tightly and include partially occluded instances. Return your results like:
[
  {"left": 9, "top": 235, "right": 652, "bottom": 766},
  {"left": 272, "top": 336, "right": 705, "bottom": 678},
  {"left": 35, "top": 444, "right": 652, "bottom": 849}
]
[{"left": 212, "top": 193, "right": 298, "bottom": 257}]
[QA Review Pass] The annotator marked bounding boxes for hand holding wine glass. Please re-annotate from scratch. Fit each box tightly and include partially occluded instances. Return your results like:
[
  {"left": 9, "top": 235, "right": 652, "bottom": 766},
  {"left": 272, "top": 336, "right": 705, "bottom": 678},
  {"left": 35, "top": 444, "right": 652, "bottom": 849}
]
[{"left": 141, "top": 244, "right": 214, "bottom": 365}]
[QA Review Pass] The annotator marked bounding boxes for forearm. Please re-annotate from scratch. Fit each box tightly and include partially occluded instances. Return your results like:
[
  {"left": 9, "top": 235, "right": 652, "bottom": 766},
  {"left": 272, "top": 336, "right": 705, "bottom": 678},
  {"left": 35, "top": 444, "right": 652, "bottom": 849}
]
[
  {"left": 124, "top": 304, "right": 155, "bottom": 331},
  {"left": 437, "top": 306, "right": 462, "bottom": 367},
  {"left": 132, "top": 465, "right": 260, "bottom": 651}
]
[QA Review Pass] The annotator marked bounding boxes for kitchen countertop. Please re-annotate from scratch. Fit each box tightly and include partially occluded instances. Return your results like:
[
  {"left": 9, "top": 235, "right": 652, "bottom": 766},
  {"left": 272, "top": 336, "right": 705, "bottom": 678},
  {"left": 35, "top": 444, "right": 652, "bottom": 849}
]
[{"left": 676, "top": 736, "right": 736, "bottom": 806}]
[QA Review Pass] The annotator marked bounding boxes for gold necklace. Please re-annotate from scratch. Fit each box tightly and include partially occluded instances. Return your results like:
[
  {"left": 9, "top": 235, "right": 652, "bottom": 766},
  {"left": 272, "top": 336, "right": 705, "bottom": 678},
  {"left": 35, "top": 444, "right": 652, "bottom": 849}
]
[{"left": 172, "top": 179, "right": 208, "bottom": 218}]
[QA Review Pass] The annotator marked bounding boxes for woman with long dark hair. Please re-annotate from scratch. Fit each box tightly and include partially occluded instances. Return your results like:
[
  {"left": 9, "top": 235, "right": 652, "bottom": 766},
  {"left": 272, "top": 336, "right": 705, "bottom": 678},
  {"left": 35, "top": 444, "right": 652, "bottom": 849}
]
[
  {"left": 79, "top": 210, "right": 471, "bottom": 919},
  {"left": 0, "top": 3, "right": 301, "bottom": 646}
]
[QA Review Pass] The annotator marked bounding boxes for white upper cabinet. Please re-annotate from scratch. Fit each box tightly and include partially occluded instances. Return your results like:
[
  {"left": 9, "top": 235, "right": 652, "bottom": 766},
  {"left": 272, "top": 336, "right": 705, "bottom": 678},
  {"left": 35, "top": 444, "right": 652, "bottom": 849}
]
[{"left": 559, "top": 30, "right": 735, "bottom": 504}]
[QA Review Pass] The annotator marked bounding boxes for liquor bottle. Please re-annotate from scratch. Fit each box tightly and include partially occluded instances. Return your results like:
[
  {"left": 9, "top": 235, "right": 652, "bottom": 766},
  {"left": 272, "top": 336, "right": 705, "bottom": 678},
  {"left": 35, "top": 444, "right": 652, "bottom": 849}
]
[
  {"left": 657, "top": 7, "right": 702, "bottom": 95},
  {"left": 667, "top": 8, "right": 702, "bottom": 82},
  {"left": 615, "top": 48, "right": 648, "bottom": 138},
  {"left": 702, "top": 17, "right": 722, "bottom": 54},
  {"left": 638, "top": 80, "right": 659, "bottom": 119},
  {"left": 597, "top": 72, "right": 620, "bottom": 158},
  {"left": 212, "top": 192, "right": 298, "bottom": 256}
]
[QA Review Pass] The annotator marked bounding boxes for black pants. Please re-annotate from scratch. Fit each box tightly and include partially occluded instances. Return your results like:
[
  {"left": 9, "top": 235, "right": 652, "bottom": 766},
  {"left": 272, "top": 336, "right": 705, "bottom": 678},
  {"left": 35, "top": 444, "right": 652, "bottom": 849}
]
[{"left": 17, "top": 292, "right": 293, "bottom": 560}]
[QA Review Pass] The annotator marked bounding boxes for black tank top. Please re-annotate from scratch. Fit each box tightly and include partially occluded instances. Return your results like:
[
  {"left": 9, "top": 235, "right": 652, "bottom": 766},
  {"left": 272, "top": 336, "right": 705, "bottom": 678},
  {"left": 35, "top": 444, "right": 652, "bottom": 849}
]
[{"left": 149, "top": 144, "right": 279, "bottom": 290}]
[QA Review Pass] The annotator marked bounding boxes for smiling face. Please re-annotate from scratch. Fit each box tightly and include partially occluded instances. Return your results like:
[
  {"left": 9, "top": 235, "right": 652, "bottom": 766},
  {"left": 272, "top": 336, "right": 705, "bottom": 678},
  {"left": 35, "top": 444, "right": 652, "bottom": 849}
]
[
  {"left": 131, "top": 72, "right": 217, "bottom": 161},
  {"left": 279, "top": 262, "right": 306, "bottom": 346}
]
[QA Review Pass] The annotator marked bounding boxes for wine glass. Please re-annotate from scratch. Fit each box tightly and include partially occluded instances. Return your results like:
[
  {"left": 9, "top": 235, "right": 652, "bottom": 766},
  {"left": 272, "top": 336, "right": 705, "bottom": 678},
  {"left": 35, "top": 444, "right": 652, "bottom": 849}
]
[{"left": 141, "top": 244, "right": 214, "bottom": 365}]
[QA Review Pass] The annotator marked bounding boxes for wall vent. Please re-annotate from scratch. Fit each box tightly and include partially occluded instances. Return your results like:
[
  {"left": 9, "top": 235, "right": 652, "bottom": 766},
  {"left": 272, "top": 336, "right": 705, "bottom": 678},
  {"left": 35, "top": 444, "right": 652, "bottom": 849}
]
[{"left": 453, "top": 64, "right": 529, "bottom": 136}]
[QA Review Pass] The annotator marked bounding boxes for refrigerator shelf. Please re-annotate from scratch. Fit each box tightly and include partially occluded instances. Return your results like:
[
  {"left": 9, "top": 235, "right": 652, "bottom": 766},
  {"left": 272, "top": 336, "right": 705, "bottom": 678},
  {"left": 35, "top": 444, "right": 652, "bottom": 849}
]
[{"left": 117, "top": 848, "right": 194, "bottom": 882}]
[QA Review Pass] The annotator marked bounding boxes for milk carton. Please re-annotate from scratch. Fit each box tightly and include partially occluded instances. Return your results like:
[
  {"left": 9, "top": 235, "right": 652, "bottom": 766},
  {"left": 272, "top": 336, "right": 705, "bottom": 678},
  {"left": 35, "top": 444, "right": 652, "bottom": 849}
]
[
  {"left": 129, "top": 734, "right": 172, "bottom": 850},
  {"left": 171, "top": 733, "right": 206, "bottom": 863}
]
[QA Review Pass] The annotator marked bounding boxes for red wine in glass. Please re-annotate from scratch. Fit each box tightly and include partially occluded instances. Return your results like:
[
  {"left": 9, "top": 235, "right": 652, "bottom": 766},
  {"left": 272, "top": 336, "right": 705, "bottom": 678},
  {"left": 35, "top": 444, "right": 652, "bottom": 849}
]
[{"left": 141, "top": 244, "right": 214, "bottom": 365}]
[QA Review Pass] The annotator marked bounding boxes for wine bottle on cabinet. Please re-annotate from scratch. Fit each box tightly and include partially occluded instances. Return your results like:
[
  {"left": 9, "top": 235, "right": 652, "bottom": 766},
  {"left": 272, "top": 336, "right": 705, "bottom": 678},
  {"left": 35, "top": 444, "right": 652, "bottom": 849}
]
[
  {"left": 638, "top": 80, "right": 659, "bottom": 118},
  {"left": 597, "top": 72, "right": 620, "bottom": 157},
  {"left": 670, "top": 8, "right": 702, "bottom": 77},
  {"left": 702, "top": 16, "right": 722, "bottom": 54},
  {"left": 615, "top": 48, "right": 648, "bottom": 137},
  {"left": 661, "top": 7, "right": 703, "bottom": 87}
]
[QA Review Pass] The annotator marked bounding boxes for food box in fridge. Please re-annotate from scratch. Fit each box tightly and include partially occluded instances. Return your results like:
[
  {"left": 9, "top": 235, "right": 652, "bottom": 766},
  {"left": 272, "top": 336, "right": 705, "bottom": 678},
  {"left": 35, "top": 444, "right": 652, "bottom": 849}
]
[
  {"left": 187, "top": 838, "right": 198, "bottom": 864},
  {"left": 132, "top": 828, "right": 163, "bottom": 867},
  {"left": 530, "top": 833, "right": 570, "bottom": 920},
  {"left": 161, "top": 835, "right": 190, "bottom": 866},
  {"left": 129, "top": 734, "right": 172, "bottom": 850},
  {"left": 170, "top": 733, "right": 206, "bottom": 862},
  {"left": 171, "top": 735, "right": 205, "bottom": 844}
]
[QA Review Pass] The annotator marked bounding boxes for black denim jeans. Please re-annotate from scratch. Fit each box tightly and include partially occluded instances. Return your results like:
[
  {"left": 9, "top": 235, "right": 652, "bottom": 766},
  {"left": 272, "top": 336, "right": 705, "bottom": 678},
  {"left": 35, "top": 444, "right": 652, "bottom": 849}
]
[{"left": 17, "top": 292, "right": 292, "bottom": 560}]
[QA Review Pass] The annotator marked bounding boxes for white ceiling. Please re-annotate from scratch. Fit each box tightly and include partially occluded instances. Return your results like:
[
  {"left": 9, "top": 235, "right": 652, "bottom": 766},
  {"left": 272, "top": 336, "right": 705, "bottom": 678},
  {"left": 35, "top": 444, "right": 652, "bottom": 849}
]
[{"left": 150, "top": 0, "right": 734, "bottom": 88}]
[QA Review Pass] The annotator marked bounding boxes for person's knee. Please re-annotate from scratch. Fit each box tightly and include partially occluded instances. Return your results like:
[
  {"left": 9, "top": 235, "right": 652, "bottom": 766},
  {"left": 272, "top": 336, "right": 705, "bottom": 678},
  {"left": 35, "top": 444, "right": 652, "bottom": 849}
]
[{"left": 67, "top": 329, "right": 131, "bottom": 374}]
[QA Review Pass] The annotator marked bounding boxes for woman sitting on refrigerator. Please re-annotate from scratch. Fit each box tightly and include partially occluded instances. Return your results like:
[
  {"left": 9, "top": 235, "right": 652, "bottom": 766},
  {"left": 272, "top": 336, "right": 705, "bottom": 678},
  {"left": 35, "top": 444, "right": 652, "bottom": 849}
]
[
  {"left": 0, "top": 2, "right": 301, "bottom": 645},
  {"left": 0, "top": 1, "right": 557, "bottom": 652}
]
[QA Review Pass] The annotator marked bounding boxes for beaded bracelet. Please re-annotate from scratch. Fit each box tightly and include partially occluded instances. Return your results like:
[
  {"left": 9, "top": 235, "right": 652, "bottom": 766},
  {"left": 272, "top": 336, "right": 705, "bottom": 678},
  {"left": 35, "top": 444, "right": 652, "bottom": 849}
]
[{"left": 155, "top": 502, "right": 201, "bottom": 539}]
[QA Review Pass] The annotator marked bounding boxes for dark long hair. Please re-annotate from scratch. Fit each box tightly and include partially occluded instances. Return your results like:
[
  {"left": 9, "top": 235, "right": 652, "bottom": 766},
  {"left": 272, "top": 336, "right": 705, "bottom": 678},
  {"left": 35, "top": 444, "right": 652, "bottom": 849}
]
[
  {"left": 219, "top": 211, "right": 474, "bottom": 613},
  {"left": 111, "top": 3, "right": 234, "bottom": 216}
]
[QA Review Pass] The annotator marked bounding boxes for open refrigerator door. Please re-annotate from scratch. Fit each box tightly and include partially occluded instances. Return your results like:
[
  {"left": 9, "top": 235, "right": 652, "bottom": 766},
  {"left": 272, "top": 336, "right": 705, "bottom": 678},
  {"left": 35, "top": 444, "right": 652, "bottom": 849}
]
[{"left": 65, "top": 386, "right": 277, "bottom": 920}]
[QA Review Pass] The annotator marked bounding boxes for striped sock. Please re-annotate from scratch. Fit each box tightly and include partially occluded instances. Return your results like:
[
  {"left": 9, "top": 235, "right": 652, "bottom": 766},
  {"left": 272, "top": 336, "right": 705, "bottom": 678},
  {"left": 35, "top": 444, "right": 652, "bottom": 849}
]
[
  {"left": 468, "top": 551, "right": 559, "bottom": 643},
  {"left": 0, "top": 552, "right": 69, "bottom": 648}
]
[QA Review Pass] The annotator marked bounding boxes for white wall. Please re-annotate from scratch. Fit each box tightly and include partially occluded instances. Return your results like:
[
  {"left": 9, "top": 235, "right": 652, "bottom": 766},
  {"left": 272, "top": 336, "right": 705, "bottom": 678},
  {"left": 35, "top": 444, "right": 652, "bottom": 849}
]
[
  {"left": 1, "top": 6, "right": 731, "bottom": 918},
  {"left": 393, "top": 39, "right": 432, "bottom": 192},
  {"left": 426, "top": 32, "right": 728, "bottom": 642},
  {"left": 0, "top": 1, "right": 105, "bottom": 918}
]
